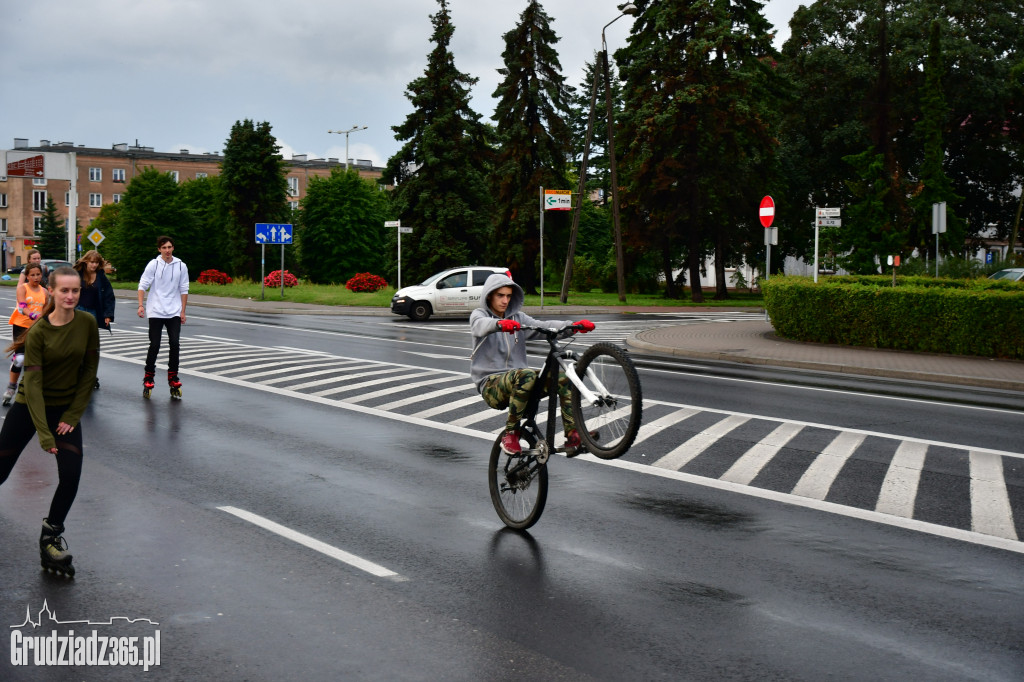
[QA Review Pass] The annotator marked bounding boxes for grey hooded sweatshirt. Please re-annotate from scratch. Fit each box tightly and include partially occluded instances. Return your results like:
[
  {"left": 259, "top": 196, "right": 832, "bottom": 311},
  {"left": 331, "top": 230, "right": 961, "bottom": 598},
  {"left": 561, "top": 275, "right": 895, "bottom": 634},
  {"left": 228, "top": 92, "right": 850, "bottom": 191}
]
[{"left": 469, "top": 273, "right": 573, "bottom": 392}]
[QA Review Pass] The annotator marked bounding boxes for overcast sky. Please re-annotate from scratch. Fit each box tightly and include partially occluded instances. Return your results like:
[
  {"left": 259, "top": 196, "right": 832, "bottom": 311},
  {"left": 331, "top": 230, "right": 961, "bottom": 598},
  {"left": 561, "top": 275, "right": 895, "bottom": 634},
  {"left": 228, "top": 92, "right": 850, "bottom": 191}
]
[{"left": 1, "top": 0, "right": 804, "bottom": 168}]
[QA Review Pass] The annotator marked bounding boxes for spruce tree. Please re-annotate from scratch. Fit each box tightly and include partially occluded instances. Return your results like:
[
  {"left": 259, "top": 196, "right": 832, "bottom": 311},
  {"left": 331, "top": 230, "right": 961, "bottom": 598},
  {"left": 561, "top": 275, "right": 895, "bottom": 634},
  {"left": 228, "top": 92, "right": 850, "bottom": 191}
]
[
  {"left": 35, "top": 195, "right": 67, "bottom": 259},
  {"left": 489, "top": 0, "right": 573, "bottom": 294},
  {"left": 381, "top": 0, "right": 492, "bottom": 285},
  {"left": 220, "top": 119, "right": 290, "bottom": 279},
  {"left": 617, "top": 0, "right": 779, "bottom": 300}
]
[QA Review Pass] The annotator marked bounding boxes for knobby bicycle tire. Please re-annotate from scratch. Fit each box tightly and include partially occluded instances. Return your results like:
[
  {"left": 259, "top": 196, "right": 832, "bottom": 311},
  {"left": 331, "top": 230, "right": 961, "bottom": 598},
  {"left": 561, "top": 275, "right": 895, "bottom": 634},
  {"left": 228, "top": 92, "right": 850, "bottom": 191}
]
[
  {"left": 488, "top": 434, "right": 548, "bottom": 529},
  {"left": 570, "top": 342, "right": 642, "bottom": 459}
]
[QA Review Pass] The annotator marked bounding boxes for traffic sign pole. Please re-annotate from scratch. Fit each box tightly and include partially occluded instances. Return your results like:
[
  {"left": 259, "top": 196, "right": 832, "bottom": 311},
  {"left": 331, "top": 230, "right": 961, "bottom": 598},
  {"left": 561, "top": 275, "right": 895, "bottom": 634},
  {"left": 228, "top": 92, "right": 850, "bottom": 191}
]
[{"left": 539, "top": 186, "right": 544, "bottom": 309}]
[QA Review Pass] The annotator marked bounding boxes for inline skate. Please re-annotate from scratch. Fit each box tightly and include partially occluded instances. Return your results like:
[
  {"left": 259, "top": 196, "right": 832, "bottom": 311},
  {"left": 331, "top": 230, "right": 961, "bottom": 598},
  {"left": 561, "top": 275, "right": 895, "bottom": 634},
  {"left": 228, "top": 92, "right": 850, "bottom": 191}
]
[
  {"left": 168, "top": 371, "right": 182, "bottom": 400},
  {"left": 142, "top": 371, "right": 155, "bottom": 399},
  {"left": 40, "top": 519, "right": 75, "bottom": 578}
]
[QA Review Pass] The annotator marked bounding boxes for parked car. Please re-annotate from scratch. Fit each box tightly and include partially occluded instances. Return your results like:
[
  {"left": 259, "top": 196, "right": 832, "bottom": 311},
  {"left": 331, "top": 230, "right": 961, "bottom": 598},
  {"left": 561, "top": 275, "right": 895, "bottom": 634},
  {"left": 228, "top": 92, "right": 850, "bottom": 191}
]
[
  {"left": 391, "top": 266, "right": 511, "bottom": 321},
  {"left": 987, "top": 268, "right": 1024, "bottom": 282},
  {"left": 6, "top": 259, "right": 73, "bottom": 276}
]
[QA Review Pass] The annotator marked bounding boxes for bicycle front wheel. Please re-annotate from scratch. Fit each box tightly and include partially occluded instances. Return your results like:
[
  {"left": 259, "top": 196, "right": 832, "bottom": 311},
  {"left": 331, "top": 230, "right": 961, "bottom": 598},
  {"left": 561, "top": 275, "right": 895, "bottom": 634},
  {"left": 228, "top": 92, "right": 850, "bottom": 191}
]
[
  {"left": 570, "top": 343, "right": 642, "bottom": 459},
  {"left": 488, "top": 434, "right": 548, "bottom": 530}
]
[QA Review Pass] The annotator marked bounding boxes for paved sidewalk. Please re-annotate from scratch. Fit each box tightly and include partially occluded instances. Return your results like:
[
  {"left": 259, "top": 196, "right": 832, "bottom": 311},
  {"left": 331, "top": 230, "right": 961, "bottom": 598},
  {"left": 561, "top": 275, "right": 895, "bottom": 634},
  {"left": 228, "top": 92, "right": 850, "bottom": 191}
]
[
  {"left": 629, "top": 320, "right": 1024, "bottom": 392},
  {"left": 119, "top": 290, "right": 1024, "bottom": 391}
]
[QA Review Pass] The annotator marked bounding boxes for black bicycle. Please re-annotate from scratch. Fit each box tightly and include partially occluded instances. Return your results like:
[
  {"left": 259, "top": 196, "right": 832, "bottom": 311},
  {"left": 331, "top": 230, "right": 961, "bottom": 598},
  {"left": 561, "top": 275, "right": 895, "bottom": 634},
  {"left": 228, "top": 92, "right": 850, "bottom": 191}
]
[{"left": 488, "top": 324, "right": 642, "bottom": 529}]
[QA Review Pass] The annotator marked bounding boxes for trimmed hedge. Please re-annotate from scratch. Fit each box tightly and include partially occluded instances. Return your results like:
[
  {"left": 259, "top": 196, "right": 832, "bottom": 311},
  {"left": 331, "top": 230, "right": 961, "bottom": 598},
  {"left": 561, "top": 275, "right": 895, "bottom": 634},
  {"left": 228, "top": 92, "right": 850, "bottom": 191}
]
[{"left": 762, "top": 276, "right": 1024, "bottom": 359}]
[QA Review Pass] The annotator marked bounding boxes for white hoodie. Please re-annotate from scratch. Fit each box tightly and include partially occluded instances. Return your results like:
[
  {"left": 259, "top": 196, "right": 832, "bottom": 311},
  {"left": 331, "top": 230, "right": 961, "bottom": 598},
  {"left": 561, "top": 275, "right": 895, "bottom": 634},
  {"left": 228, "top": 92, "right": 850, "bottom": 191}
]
[{"left": 138, "top": 256, "right": 189, "bottom": 318}]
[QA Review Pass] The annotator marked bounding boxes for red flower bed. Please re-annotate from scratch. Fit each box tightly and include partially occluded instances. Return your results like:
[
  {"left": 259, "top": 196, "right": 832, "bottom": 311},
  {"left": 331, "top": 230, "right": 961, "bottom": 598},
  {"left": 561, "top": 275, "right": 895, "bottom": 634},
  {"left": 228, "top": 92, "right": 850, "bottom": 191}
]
[
  {"left": 264, "top": 269, "right": 299, "bottom": 287},
  {"left": 345, "top": 272, "right": 388, "bottom": 293},
  {"left": 198, "top": 269, "right": 232, "bottom": 285}
]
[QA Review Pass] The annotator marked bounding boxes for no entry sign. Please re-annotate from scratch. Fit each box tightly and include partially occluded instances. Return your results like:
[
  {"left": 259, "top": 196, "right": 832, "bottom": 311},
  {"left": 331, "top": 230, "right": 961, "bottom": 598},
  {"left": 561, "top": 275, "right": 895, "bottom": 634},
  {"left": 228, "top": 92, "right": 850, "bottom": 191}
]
[{"left": 759, "top": 196, "right": 775, "bottom": 228}]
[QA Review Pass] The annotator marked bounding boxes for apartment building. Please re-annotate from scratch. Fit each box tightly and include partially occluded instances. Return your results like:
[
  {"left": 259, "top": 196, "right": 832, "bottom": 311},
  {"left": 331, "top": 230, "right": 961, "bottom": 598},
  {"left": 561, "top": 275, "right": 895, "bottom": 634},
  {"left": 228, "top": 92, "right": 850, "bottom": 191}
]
[{"left": 0, "top": 138, "right": 383, "bottom": 271}]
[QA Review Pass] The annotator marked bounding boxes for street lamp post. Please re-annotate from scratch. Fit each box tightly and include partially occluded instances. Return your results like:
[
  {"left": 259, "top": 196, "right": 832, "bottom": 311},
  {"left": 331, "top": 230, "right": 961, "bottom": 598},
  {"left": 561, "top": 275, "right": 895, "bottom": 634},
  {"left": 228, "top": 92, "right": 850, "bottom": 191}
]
[
  {"left": 559, "top": 3, "right": 637, "bottom": 304},
  {"left": 327, "top": 125, "right": 368, "bottom": 171}
]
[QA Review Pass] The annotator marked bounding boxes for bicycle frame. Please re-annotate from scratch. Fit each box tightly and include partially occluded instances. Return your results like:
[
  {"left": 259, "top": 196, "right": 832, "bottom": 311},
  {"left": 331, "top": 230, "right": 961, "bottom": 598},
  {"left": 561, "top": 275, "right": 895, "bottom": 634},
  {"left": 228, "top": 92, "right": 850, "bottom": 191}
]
[{"left": 515, "top": 324, "right": 611, "bottom": 460}]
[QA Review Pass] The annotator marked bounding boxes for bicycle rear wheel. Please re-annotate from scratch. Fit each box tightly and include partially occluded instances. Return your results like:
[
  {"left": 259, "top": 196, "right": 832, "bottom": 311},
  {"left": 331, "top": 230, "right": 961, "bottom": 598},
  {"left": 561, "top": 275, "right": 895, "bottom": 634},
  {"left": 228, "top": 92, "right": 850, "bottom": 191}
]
[
  {"left": 488, "top": 434, "right": 548, "bottom": 529},
  {"left": 570, "top": 343, "right": 642, "bottom": 459}
]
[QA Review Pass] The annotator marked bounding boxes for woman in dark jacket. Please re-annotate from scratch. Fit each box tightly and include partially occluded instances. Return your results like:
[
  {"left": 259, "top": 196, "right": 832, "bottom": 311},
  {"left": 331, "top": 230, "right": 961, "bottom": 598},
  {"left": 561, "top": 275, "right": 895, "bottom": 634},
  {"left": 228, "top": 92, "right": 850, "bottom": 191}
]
[{"left": 73, "top": 250, "right": 115, "bottom": 388}]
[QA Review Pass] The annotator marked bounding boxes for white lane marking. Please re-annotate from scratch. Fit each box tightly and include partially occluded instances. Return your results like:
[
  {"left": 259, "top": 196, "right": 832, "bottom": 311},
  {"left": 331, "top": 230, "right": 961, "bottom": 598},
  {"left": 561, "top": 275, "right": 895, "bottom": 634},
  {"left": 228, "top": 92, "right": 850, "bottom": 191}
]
[
  {"left": 875, "top": 441, "right": 928, "bottom": 518},
  {"left": 345, "top": 374, "right": 467, "bottom": 404},
  {"left": 218, "top": 506, "right": 406, "bottom": 580},
  {"left": 194, "top": 335, "right": 242, "bottom": 342},
  {"left": 970, "top": 452, "right": 1018, "bottom": 540},
  {"left": 652, "top": 414, "right": 750, "bottom": 470},
  {"left": 792, "top": 432, "right": 866, "bottom": 500},
  {"left": 402, "top": 351, "right": 468, "bottom": 360},
  {"left": 721, "top": 422, "right": 803, "bottom": 486}
]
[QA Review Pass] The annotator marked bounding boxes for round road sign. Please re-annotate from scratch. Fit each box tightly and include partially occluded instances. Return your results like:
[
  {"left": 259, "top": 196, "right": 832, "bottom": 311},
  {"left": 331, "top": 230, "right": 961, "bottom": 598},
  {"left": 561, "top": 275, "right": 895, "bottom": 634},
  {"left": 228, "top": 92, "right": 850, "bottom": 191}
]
[{"left": 759, "top": 196, "right": 775, "bottom": 228}]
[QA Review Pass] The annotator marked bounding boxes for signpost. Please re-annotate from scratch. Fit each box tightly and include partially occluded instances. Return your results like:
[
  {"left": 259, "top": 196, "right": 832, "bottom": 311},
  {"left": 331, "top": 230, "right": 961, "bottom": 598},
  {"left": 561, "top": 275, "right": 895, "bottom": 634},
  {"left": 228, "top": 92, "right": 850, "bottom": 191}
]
[
  {"left": 813, "top": 207, "right": 841, "bottom": 283},
  {"left": 760, "top": 196, "right": 775, "bottom": 289},
  {"left": 255, "top": 223, "right": 293, "bottom": 299},
  {"left": 387, "top": 220, "right": 412, "bottom": 289},
  {"left": 539, "top": 188, "right": 573, "bottom": 308},
  {"left": 932, "top": 202, "right": 947, "bottom": 277}
]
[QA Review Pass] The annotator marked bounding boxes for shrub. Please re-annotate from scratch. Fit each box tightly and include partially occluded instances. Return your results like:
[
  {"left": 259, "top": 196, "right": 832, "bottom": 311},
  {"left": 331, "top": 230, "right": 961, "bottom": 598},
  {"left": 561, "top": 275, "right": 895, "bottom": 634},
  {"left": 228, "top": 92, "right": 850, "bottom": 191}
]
[
  {"left": 264, "top": 269, "right": 299, "bottom": 288},
  {"left": 197, "top": 269, "right": 232, "bottom": 285},
  {"left": 345, "top": 272, "right": 388, "bottom": 293}
]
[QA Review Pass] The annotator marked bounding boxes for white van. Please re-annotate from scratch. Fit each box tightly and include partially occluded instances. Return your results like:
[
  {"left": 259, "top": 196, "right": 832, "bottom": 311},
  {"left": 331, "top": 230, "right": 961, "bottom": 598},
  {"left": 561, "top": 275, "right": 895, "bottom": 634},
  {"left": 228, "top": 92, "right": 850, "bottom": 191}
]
[{"left": 390, "top": 266, "right": 511, "bottom": 321}]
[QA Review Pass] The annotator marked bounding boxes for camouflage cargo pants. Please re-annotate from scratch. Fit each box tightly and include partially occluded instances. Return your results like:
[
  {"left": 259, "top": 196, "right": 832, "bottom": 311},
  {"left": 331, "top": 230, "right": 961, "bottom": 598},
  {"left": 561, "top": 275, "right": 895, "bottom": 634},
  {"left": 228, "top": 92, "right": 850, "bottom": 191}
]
[{"left": 481, "top": 368, "right": 575, "bottom": 435}]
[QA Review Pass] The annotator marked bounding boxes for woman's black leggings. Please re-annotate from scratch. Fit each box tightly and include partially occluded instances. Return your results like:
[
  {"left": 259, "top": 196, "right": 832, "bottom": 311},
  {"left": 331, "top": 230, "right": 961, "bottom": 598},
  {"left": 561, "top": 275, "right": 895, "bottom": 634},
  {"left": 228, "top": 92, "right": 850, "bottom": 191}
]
[{"left": 0, "top": 402, "right": 83, "bottom": 526}]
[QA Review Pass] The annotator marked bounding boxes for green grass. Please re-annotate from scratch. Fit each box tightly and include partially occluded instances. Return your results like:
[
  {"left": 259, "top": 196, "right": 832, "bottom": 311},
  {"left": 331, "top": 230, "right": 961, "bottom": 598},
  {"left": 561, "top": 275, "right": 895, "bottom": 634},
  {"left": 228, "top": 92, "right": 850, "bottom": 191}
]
[{"left": 46, "top": 278, "right": 764, "bottom": 308}]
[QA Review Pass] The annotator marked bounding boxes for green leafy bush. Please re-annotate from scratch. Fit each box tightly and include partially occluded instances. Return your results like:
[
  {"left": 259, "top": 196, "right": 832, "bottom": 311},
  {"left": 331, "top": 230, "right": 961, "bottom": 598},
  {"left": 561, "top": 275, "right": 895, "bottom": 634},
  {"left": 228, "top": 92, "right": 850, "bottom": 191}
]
[{"left": 763, "top": 276, "right": 1024, "bottom": 359}]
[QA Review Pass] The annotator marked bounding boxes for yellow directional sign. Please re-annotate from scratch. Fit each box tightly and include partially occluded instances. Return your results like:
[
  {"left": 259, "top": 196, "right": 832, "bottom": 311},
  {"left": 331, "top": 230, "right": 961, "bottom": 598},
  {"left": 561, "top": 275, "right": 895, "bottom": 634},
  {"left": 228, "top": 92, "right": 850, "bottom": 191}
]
[{"left": 87, "top": 228, "right": 105, "bottom": 247}]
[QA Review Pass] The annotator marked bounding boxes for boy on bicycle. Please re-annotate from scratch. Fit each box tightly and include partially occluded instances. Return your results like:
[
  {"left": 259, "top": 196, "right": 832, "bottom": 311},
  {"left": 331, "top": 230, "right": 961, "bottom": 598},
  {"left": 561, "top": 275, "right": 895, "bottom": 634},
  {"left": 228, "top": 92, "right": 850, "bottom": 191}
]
[{"left": 470, "top": 273, "right": 594, "bottom": 455}]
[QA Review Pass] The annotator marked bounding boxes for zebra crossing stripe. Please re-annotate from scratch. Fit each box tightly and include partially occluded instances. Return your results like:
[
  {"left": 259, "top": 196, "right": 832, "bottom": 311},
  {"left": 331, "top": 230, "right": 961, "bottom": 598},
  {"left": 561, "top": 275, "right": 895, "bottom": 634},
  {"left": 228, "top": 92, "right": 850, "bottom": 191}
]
[
  {"left": 344, "top": 374, "right": 466, "bottom": 404},
  {"left": 652, "top": 414, "right": 750, "bottom": 470},
  {"left": 721, "top": 422, "right": 803, "bottom": 486},
  {"left": 410, "top": 395, "right": 482, "bottom": 419},
  {"left": 632, "top": 408, "right": 699, "bottom": 445},
  {"left": 969, "top": 451, "right": 1018, "bottom": 540},
  {"left": 791, "top": 432, "right": 866, "bottom": 500},
  {"left": 259, "top": 361, "right": 364, "bottom": 385},
  {"left": 875, "top": 441, "right": 929, "bottom": 518}
]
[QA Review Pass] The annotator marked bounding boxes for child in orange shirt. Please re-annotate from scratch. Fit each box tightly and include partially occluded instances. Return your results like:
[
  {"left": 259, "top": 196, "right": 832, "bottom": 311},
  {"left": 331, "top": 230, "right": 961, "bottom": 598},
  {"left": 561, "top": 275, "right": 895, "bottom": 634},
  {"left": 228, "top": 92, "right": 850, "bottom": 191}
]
[{"left": 4, "top": 263, "right": 47, "bottom": 405}]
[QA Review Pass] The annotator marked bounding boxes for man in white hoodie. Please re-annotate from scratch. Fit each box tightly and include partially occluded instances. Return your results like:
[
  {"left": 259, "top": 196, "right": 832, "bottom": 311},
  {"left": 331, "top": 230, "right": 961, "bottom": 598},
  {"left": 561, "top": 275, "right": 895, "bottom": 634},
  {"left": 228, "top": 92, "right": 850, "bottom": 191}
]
[{"left": 136, "top": 235, "right": 189, "bottom": 396}]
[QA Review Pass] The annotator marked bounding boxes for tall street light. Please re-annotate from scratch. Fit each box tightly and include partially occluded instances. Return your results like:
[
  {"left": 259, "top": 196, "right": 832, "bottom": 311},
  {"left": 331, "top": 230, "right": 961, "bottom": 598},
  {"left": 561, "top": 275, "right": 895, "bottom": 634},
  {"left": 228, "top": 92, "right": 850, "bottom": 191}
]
[
  {"left": 559, "top": 3, "right": 637, "bottom": 303},
  {"left": 327, "top": 125, "right": 368, "bottom": 171}
]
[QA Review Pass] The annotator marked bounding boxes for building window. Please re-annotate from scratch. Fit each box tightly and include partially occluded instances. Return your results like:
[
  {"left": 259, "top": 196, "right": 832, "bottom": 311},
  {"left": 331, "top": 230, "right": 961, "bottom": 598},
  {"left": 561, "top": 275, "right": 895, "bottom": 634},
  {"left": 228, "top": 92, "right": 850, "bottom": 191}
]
[
  {"left": 33, "top": 217, "right": 43, "bottom": 235},
  {"left": 89, "top": 167, "right": 102, "bottom": 181},
  {"left": 0, "top": 219, "right": 7, "bottom": 233},
  {"left": 33, "top": 177, "right": 46, "bottom": 186},
  {"left": 112, "top": 194, "right": 122, "bottom": 204},
  {"left": 112, "top": 168, "right": 126, "bottom": 183},
  {"left": 196, "top": 172, "right": 208, "bottom": 179},
  {"left": 289, "top": 201, "right": 299, "bottom": 211},
  {"left": 64, "top": 192, "right": 78, "bottom": 207},
  {"left": 33, "top": 190, "right": 47, "bottom": 211},
  {"left": 0, "top": 193, "right": 6, "bottom": 208},
  {"left": 169, "top": 171, "right": 179, "bottom": 183},
  {"left": 287, "top": 177, "right": 299, "bottom": 197},
  {"left": 89, "top": 193, "right": 102, "bottom": 207}
]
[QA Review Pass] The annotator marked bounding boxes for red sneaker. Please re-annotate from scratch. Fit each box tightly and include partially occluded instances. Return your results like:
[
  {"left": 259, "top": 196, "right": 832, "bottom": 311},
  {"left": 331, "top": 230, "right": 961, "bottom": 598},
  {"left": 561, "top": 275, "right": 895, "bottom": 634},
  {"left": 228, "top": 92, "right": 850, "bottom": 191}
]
[{"left": 500, "top": 430, "right": 522, "bottom": 455}]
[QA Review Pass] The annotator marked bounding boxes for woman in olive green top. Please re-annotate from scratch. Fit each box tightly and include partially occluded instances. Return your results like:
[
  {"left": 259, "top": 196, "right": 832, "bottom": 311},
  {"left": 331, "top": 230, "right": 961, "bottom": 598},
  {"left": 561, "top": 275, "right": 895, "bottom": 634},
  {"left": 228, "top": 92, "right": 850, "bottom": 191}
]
[{"left": 0, "top": 266, "right": 99, "bottom": 577}]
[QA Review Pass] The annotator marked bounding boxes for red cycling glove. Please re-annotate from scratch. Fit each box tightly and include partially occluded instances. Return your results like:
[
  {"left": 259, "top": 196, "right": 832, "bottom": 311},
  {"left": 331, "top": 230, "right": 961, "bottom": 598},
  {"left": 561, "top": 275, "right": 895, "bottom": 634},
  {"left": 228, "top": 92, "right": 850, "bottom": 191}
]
[
  {"left": 574, "top": 319, "right": 595, "bottom": 333},
  {"left": 496, "top": 319, "right": 521, "bottom": 333}
]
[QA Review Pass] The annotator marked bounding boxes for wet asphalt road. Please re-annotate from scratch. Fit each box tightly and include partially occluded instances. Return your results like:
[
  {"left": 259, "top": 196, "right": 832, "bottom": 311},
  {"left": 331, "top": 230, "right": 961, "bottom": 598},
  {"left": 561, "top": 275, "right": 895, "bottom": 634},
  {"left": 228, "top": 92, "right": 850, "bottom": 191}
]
[{"left": 0, "top": 306, "right": 1021, "bottom": 680}]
